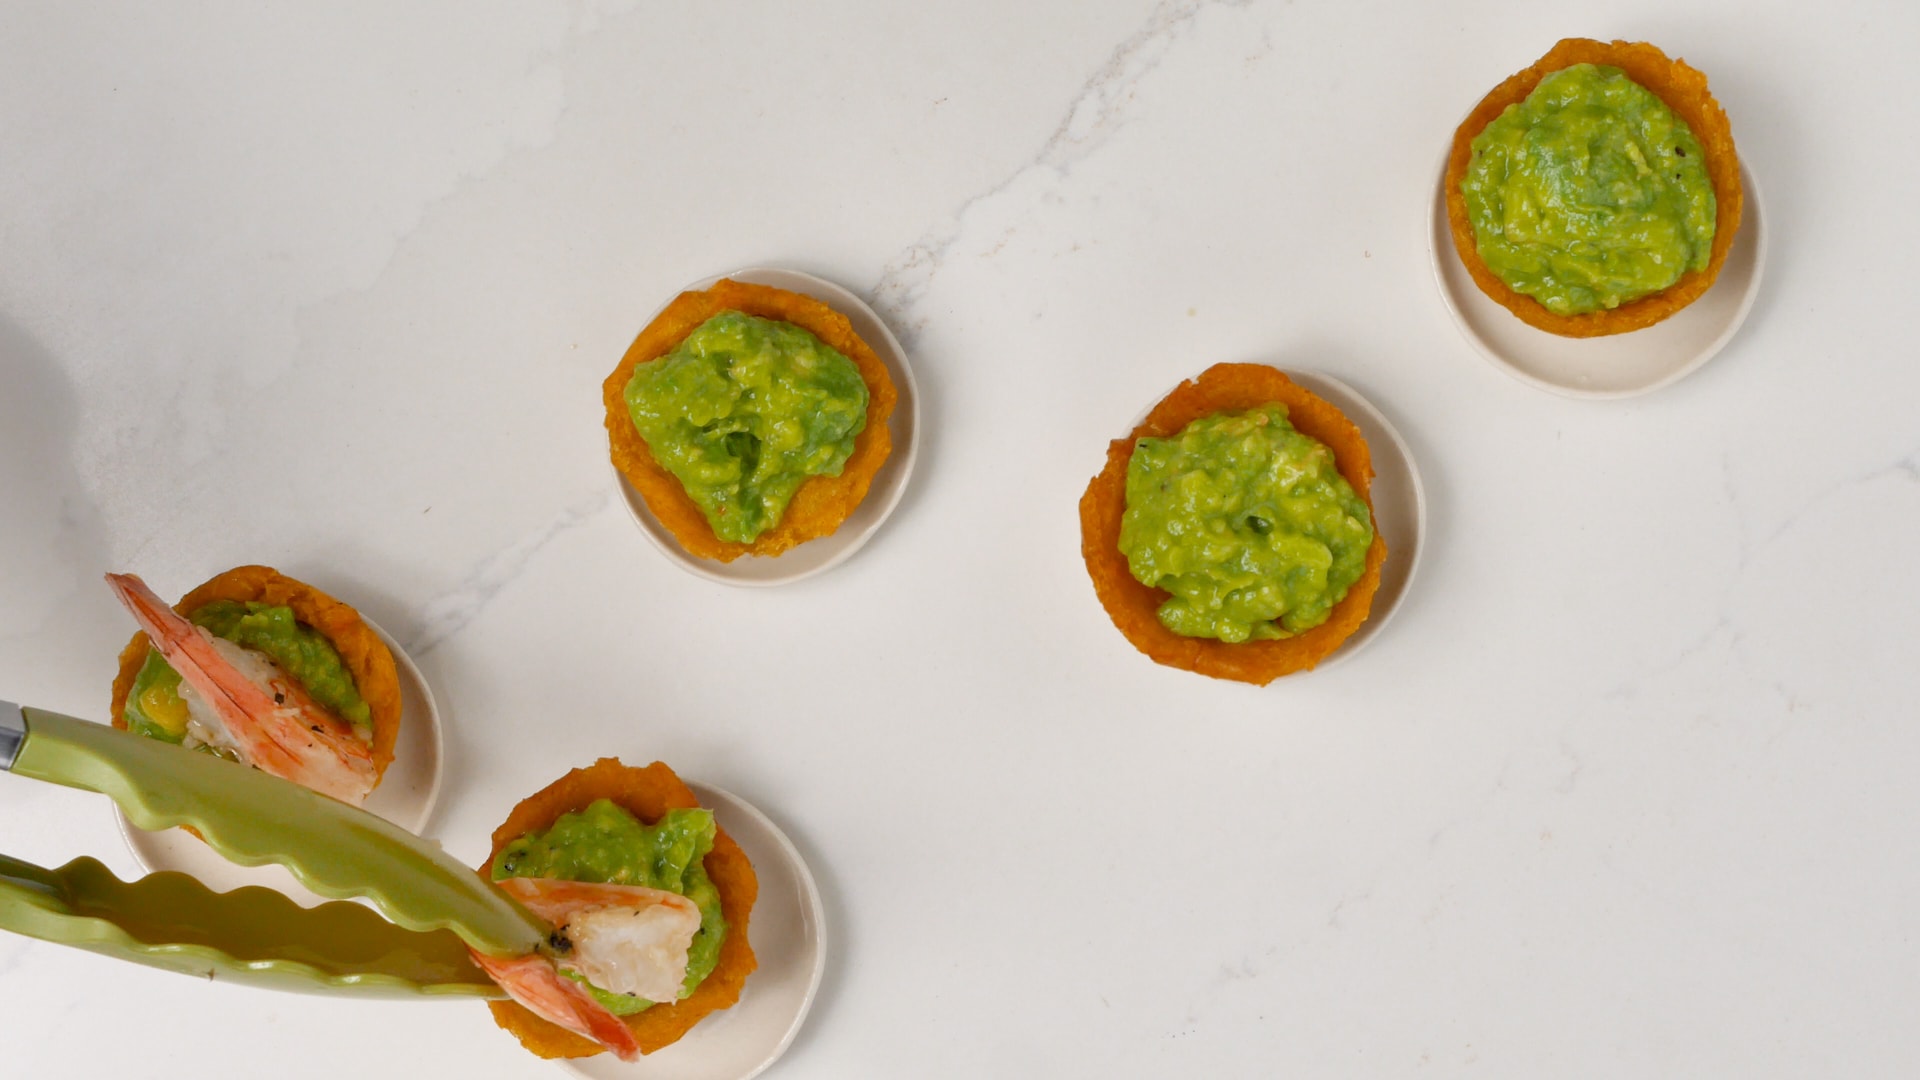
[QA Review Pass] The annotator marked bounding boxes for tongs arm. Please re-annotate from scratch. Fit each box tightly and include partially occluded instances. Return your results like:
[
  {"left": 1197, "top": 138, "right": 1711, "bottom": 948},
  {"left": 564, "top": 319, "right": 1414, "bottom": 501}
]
[
  {"left": 0, "top": 703, "right": 546, "bottom": 995},
  {"left": 0, "top": 851, "right": 503, "bottom": 996}
]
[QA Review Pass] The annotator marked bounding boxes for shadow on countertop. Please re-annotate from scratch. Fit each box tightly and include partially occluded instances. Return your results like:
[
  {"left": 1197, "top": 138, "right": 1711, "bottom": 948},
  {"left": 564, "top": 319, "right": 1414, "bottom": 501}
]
[{"left": 0, "top": 313, "right": 113, "bottom": 719}]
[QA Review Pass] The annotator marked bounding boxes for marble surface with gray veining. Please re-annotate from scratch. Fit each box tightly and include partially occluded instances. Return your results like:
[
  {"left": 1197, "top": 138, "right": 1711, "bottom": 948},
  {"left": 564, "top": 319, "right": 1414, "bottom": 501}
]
[{"left": 3, "top": 2, "right": 1917, "bottom": 1076}]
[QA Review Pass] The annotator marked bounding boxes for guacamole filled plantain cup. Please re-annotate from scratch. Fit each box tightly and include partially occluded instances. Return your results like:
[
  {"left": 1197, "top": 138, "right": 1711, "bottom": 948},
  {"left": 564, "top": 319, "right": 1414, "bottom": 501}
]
[
  {"left": 605, "top": 277, "right": 898, "bottom": 563},
  {"left": 481, "top": 757, "right": 758, "bottom": 1059},
  {"left": 107, "top": 565, "right": 401, "bottom": 803},
  {"left": 1445, "top": 38, "right": 1743, "bottom": 337},
  {"left": 1079, "top": 363, "right": 1387, "bottom": 685}
]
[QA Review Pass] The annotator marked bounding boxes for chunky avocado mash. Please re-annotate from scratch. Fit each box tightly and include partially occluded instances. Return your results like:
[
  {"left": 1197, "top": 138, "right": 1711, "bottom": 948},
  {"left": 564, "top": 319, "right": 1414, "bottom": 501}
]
[
  {"left": 122, "top": 601, "right": 371, "bottom": 744},
  {"left": 1462, "top": 63, "right": 1716, "bottom": 315},
  {"left": 625, "top": 311, "right": 869, "bottom": 544},
  {"left": 1119, "top": 406, "right": 1374, "bottom": 643},
  {"left": 492, "top": 800, "right": 727, "bottom": 1015}
]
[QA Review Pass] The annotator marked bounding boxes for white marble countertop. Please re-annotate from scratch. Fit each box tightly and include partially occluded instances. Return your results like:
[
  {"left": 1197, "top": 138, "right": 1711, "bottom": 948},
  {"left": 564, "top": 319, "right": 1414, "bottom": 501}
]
[{"left": 4, "top": 2, "right": 1918, "bottom": 1076}]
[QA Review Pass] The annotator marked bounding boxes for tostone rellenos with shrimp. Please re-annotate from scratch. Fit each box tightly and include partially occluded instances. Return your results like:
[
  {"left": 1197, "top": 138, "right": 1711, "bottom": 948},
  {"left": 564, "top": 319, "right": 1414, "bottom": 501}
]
[
  {"left": 480, "top": 758, "right": 758, "bottom": 1059},
  {"left": 107, "top": 566, "right": 401, "bottom": 805}
]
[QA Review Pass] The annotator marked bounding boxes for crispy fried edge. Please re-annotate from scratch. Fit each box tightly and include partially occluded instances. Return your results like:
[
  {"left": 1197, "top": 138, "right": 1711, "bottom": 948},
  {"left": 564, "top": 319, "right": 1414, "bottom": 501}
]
[
  {"left": 1077, "top": 363, "right": 1388, "bottom": 685},
  {"left": 1444, "top": 38, "right": 1744, "bottom": 338},
  {"left": 603, "top": 278, "right": 898, "bottom": 562},
  {"left": 480, "top": 758, "right": 760, "bottom": 1059},
  {"left": 108, "top": 564, "right": 401, "bottom": 780}
]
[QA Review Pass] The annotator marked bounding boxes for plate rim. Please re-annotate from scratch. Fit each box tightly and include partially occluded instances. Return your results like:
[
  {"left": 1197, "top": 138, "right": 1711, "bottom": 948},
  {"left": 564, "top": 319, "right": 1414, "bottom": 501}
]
[
  {"left": 611, "top": 265, "right": 921, "bottom": 588},
  {"left": 1427, "top": 148, "right": 1769, "bottom": 400},
  {"left": 1281, "top": 369, "right": 1426, "bottom": 673}
]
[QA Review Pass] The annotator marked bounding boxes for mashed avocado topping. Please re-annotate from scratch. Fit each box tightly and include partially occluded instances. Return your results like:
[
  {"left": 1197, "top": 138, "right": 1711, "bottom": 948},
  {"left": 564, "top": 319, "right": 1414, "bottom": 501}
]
[
  {"left": 123, "top": 601, "right": 370, "bottom": 744},
  {"left": 491, "top": 800, "right": 727, "bottom": 1016},
  {"left": 1119, "top": 406, "right": 1374, "bottom": 643},
  {"left": 625, "top": 311, "right": 869, "bottom": 544},
  {"left": 1462, "top": 63, "right": 1716, "bottom": 315}
]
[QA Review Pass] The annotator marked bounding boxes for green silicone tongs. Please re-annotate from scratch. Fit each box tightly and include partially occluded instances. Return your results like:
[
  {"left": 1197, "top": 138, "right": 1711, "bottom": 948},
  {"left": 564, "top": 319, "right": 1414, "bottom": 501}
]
[{"left": 0, "top": 699, "right": 546, "bottom": 997}]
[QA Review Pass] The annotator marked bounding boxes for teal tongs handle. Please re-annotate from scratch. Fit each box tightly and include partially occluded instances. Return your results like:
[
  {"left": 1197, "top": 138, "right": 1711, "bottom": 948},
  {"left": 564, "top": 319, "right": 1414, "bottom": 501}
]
[{"left": 0, "top": 701, "right": 545, "bottom": 997}]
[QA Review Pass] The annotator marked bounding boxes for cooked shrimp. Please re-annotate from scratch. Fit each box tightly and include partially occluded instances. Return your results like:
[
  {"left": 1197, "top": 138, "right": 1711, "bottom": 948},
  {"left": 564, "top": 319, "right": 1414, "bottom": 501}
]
[
  {"left": 105, "top": 572, "right": 377, "bottom": 806},
  {"left": 498, "top": 877, "right": 703, "bottom": 1004},
  {"left": 475, "top": 878, "right": 704, "bottom": 1060}
]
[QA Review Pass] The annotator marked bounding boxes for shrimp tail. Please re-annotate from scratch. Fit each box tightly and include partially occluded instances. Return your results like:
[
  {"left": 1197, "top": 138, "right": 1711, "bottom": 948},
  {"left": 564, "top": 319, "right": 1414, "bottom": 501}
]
[
  {"left": 104, "top": 572, "right": 377, "bottom": 805},
  {"left": 470, "top": 950, "right": 643, "bottom": 1062}
]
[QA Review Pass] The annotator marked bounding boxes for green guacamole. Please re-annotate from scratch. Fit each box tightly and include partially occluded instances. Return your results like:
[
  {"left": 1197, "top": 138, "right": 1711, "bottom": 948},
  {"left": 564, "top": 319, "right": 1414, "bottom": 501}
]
[
  {"left": 122, "top": 601, "right": 370, "bottom": 745},
  {"left": 1119, "top": 406, "right": 1374, "bottom": 643},
  {"left": 491, "top": 801, "right": 726, "bottom": 1016},
  {"left": 625, "top": 311, "right": 869, "bottom": 544},
  {"left": 1462, "top": 63, "right": 1716, "bottom": 315}
]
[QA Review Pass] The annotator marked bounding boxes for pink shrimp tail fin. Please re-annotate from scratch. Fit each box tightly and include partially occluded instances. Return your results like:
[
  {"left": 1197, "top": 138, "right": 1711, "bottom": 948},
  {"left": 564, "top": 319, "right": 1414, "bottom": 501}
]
[
  {"left": 104, "top": 572, "right": 263, "bottom": 729},
  {"left": 106, "top": 573, "right": 200, "bottom": 653},
  {"left": 471, "top": 950, "right": 644, "bottom": 1062}
]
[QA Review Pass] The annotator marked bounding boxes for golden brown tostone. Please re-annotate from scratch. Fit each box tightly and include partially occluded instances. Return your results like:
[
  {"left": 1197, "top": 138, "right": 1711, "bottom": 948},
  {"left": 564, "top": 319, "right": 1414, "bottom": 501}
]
[
  {"left": 1078, "top": 363, "right": 1387, "bottom": 685},
  {"left": 604, "top": 278, "right": 898, "bottom": 562},
  {"left": 1445, "top": 38, "right": 1744, "bottom": 337},
  {"left": 482, "top": 757, "right": 759, "bottom": 1059},
  {"left": 108, "top": 564, "right": 402, "bottom": 782}
]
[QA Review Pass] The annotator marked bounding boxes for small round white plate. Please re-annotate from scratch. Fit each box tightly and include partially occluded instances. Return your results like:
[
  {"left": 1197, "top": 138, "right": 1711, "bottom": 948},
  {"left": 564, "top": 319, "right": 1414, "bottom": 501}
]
[
  {"left": 1284, "top": 371, "right": 1425, "bottom": 670},
  {"left": 114, "top": 618, "right": 444, "bottom": 904},
  {"left": 1429, "top": 158, "right": 1768, "bottom": 399},
  {"left": 555, "top": 783, "right": 827, "bottom": 1080},
  {"left": 1117, "top": 368, "right": 1425, "bottom": 673},
  {"left": 613, "top": 266, "right": 921, "bottom": 587}
]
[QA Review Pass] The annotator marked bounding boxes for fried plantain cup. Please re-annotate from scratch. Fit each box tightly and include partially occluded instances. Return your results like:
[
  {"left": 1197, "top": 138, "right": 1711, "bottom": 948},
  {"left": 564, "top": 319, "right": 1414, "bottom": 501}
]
[
  {"left": 605, "top": 278, "right": 897, "bottom": 562},
  {"left": 1445, "top": 38, "right": 1743, "bottom": 337},
  {"left": 1079, "top": 363, "right": 1387, "bottom": 685},
  {"left": 482, "top": 758, "right": 759, "bottom": 1059},
  {"left": 108, "top": 564, "right": 402, "bottom": 782}
]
